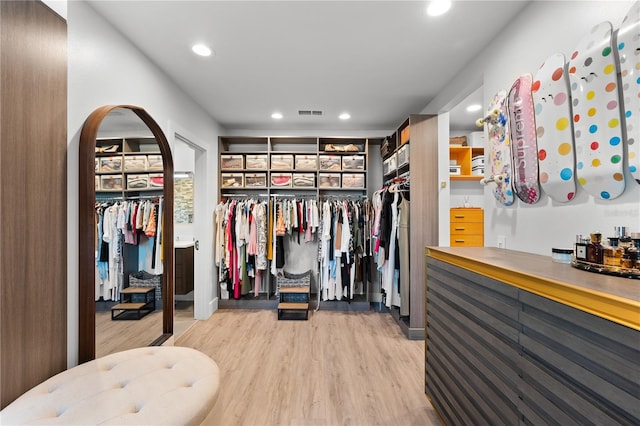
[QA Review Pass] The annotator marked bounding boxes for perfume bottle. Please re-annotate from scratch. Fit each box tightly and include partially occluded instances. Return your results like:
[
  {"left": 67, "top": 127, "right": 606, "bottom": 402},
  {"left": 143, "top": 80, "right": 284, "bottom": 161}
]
[
  {"left": 587, "top": 232, "right": 603, "bottom": 264},
  {"left": 575, "top": 235, "right": 588, "bottom": 261}
]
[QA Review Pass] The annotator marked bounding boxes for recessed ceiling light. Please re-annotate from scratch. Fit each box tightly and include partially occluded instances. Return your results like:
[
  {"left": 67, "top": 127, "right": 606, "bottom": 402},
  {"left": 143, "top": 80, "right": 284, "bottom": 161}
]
[
  {"left": 191, "top": 43, "right": 212, "bottom": 57},
  {"left": 271, "top": 112, "right": 283, "bottom": 119},
  {"left": 466, "top": 104, "right": 482, "bottom": 112},
  {"left": 427, "top": 0, "right": 451, "bottom": 17},
  {"left": 339, "top": 113, "right": 351, "bottom": 120}
]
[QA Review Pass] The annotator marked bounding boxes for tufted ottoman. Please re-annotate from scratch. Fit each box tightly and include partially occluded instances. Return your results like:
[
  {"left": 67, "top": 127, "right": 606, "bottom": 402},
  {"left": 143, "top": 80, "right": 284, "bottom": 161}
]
[{"left": 0, "top": 346, "right": 220, "bottom": 425}]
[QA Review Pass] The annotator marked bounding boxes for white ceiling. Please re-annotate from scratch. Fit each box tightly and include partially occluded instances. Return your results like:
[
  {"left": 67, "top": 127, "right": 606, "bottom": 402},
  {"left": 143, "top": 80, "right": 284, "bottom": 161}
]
[{"left": 87, "top": 0, "right": 529, "bottom": 134}]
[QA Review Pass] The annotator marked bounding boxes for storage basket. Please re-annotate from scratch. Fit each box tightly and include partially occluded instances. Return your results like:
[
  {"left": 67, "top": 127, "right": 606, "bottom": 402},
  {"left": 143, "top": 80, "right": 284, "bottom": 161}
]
[
  {"left": 277, "top": 270, "right": 311, "bottom": 288},
  {"left": 129, "top": 271, "right": 162, "bottom": 300}
]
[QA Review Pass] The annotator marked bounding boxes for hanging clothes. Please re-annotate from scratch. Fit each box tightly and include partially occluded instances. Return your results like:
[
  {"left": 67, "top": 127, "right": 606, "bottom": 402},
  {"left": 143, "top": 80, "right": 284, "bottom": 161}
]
[{"left": 398, "top": 193, "right": 410, "bottom": 316}]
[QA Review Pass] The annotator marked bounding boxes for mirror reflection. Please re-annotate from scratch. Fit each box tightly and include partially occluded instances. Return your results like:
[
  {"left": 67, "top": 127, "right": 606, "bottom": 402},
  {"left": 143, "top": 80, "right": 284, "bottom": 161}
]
[
  {"left": 93, "top": 108, "right": 166, "bottom": 358},
  {"left": 174, "top": 171, "right": 194, "bottom": 224}
]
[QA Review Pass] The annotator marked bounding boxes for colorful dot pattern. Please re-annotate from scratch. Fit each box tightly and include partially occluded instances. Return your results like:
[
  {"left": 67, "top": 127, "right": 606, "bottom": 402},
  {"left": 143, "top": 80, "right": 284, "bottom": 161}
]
[
  {"left": 568, "top": 21, "right": 626, "bottom": 200},
  {"left": 486, "top": 90, "right": 515, "bottom": 206},
  {"left": 616, "top": 1, "right": 640, "bottom": 185},
  {"left": 508, "top": 73, "right": 540, "bottom": 204},
  {"left": 533, "top": 53, "right": 577, "bottom": 202}
]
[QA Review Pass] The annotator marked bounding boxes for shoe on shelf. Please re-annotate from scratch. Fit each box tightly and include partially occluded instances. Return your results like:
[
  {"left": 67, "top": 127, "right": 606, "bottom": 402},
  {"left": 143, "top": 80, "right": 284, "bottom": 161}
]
[
  {"left": 344, "top": 144, "right": 359, "bottom": 152},
  {"left": 324, "top": 144, "right": 336, "bottom": 152}
]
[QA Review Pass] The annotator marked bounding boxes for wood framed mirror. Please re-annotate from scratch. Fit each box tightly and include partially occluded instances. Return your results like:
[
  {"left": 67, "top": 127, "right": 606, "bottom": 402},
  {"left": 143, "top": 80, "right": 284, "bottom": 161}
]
[{"left": 79, "top": 105, "right": 174, "bottom": 363}]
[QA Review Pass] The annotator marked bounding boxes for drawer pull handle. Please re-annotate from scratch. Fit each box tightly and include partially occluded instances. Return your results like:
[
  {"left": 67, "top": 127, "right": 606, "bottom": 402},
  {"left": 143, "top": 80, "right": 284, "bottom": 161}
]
[
  {"left": 454, "top": 215, "right": 465, "bottom": 218},
  {"left": 455, "top": 227, "right": 465, "bottom": 231},
  {"left": 455, "top": 239, "right": 465, "bottom": 243}
]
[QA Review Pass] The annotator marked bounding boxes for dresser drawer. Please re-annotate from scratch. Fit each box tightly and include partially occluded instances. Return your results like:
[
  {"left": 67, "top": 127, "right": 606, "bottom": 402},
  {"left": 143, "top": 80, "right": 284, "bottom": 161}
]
[
  {"left": 450, "top": 235, "right": 484, "bottom": 247},
  {"left": 450, "top": 208, "right": 483, "bottom": 223},
  {"left": 450, "top": 222, "right": 483, "bottom": 235}
]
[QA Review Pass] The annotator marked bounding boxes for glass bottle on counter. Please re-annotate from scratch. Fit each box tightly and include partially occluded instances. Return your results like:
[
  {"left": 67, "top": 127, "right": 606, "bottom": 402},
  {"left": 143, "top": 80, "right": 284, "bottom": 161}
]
[
  {"left": 575, "top": 235, "right": 588, "bottom": 261},
  {"left": 587, "top": 232, "right": 603, "bottom": 264},
  {"left": 603, "top": 239, "right": 624, "bottom": 267}
]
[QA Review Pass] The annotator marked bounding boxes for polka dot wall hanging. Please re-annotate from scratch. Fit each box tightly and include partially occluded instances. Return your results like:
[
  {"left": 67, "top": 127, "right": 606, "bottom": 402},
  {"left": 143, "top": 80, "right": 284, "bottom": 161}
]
[
  {"left": 615, "top": 0, "right": 640, "bottom": 185},
  {"left": 568, "top": 21, "right": 626, "bottom": 200},
  {"left": 532, "top": 53, "right": 577, "bottom": 202}
]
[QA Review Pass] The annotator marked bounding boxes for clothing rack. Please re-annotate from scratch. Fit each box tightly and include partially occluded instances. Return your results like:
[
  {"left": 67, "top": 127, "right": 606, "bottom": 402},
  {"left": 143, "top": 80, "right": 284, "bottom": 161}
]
[
  {"left": 222, "top": 193, "right": 269, "bottom": 200},
  {"left": 319, "top": 194, "right": 368, "bottom": 200},
  {"left": 96, "top": 194, "right": 163, "bottom": 201}
]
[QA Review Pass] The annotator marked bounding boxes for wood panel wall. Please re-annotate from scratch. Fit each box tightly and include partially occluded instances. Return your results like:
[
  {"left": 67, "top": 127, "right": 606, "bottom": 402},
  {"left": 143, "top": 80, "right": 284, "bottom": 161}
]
[
  {"left": 408, "top": 115, "right": 438, "bottom": 335},
  {"left": 0, "top": 0, "right": 67, "bottom": 408}
]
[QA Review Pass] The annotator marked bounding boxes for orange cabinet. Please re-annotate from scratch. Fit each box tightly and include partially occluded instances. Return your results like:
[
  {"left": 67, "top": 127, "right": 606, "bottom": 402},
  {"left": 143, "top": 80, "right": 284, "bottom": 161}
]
[{"left": 450, "top": 208, "right": 484, "bottom": 247}]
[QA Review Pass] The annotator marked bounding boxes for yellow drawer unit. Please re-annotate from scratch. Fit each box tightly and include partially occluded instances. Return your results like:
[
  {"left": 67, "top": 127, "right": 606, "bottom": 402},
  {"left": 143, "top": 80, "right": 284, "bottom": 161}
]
[{"left": 450, "top": 208, "right": 484, "bottom": 247}]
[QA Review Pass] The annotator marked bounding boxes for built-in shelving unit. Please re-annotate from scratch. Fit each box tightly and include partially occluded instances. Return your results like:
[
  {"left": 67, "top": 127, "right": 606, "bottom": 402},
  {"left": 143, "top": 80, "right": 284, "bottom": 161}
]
[
  {"left": 218, "top": 136, "right": 372, "bottom": 200},
  {"left": 95, "top": 137, "right": 164, "bottom": 198},
  {"left": 449, "top": 145, "right": 484, "bottom": 181},
  {"left": 380, "top": 114, "right": 439, "bottom": 340},
  {"left": 217, "top": 135, "right": 382, "bottom": 312}
]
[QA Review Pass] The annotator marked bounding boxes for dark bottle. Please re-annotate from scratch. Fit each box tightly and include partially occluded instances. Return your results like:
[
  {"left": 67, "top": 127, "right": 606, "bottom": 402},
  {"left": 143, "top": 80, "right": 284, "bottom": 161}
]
[
  {"left": 587, "top": 232, "right": 603, "bottom": 264},
  {"left": 575, "top": 236, "right": 588, "bottom": 261}
]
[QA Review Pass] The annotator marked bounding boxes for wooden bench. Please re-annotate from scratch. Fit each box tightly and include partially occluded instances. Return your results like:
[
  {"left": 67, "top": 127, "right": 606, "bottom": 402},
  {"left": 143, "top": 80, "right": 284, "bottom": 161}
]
[
  {"left": 111, "top": 286, "right": 155, "bottom": 320},
  {"left": 278, "top": 286, "right": 310, "bottom": 320},
  {"left": 0, "top": 346, "right": 220, "bottom": 425}
]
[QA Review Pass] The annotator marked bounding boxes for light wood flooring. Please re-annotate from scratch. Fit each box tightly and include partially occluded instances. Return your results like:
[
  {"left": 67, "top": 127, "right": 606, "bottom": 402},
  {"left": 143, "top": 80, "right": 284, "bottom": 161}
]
[
  {"left": 176, "top": 309, "right": 441, "bottom": 426},
  {"left": 96, "top": 301, "right": 196, "bottom": 358}
]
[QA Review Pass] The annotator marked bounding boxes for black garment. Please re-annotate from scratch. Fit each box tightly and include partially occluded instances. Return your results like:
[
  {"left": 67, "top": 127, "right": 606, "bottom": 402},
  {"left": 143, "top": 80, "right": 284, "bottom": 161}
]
[
  {"left": 379, "top": 190, "right": 394, "bottom": 260},
  {"left": 276, "top": 236, "right": 285, "bottom": 268}
]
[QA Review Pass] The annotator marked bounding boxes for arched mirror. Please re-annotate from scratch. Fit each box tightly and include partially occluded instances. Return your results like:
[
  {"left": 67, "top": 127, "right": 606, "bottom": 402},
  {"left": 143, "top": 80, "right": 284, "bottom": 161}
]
[{"left": 79, "top": 105, "right": 174, "bottom": 363}]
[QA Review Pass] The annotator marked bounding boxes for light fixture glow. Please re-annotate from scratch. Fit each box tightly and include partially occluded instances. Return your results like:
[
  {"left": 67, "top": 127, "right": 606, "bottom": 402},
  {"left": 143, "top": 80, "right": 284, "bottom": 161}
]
[
  {"left": 466, "top": 104, "right": 482, "bottom": 112},
  {"left": 191, "top": 43, "right": 212, "bottom": 57},
  {"left": 427, "top": 0, "right": 451, "bottom": 17},
  {"left": 271, "top": 112, "right": 283, "bottom": 119},
  {"left": 339, "top": 113, "right": 351, "bottom": 120}
]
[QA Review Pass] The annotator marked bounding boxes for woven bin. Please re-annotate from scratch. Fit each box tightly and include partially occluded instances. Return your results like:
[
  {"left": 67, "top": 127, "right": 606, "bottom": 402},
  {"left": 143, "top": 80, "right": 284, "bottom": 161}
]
[
  {"left": 277, "top": 270, "right": 311, "bottom": 288},
  {"left": 129, "top": 271, "right": 162, "bottom": 300}
]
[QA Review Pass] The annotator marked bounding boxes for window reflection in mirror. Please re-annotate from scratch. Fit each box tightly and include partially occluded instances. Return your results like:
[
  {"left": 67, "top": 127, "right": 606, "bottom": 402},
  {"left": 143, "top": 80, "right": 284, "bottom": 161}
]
[{"left": 174, "top": 172, "right": 194, "bottom": 224}]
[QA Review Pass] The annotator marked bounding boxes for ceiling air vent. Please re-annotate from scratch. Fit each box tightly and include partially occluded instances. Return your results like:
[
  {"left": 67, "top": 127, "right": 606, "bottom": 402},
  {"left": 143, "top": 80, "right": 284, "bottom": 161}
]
[{"left": 298, "top": 110, "right": 323, "bottom": 116}]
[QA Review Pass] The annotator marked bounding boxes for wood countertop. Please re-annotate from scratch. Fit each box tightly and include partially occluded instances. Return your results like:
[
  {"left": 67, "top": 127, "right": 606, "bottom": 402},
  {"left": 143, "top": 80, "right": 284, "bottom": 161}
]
[{"left": 426, "top": 246, "right": 640, "bottom": 331}]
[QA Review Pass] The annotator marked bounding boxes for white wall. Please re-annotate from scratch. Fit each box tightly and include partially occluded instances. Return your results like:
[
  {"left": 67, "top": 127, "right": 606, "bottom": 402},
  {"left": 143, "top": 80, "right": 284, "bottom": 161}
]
[
  {"left": 67, "top": 1, "right": 222, "bottom": 367},
  {"left": 425, "top": 0, "right": 640, "bottom": 255}
]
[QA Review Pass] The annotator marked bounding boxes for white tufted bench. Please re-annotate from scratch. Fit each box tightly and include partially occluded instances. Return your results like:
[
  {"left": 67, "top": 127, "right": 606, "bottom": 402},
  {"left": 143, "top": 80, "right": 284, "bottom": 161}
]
[{"left": 0, "top": 346, "right": 220, "bottom": 425}]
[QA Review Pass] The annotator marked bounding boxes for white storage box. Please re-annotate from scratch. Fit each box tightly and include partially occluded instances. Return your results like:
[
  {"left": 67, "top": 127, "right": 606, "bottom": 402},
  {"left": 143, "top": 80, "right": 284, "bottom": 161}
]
[
  {"left": 295, "top": 155, "right": 317, "bottom": 170},
  {"left": 319, "top": 173, "right": 341, "bottom": 188},
  {"left": 147, "top": 155, "right": 163, "bottom": 171},
  {"left": 221, "top": 173, "right": 243, "bottom": 188},
  {"left": 221, "top": 154, "right": 244, "bottom": 170},
  {"left": 472, "top": 155, "right": 485, "bottom": 167},
  {"left": 449, "top": 165, "right": 461, "bottom": 175},
  {"left": 148, "top": 173, "right": 163, "bottom": 188},
  {"left": 270, "top": 154, "right": 294, "bottom": 170},
  {"left": 245, "top": 155, "right": 267, "bottom": 170},
  {"left": 271, "top": 173, "right": 292, "bottom": 187},
  {"left": 468, "top": 131, "right": 485, "bottom": 148},
  {"left": 99, "top": 156, "right": 122, "bottom": 173},
  {"left": 245, "top": 173, "right": 267, "bottom": 188},
  {"left": 292, "top": 173, "right": 315, "bottom": 188},
  {"left": 342, "top": 155, "right": 365, "bottom": 171},
  {"left": 342, "top": 173, "right": 365, "bottom": 188},
  {"left": 319, "top": 155, "right": 341, "bottom": 171},
  {"left": 383, "top": 154, "right": 397, "bottom": 176},
  {"left": 127, "top": 174, "right": 149, "bottom": 190},
  {"left": 100, "top": 175, "right": 123, "bottom": 191},
  {"left": 124, "top": 155, "right": 148, "bottom": 171},
  {"left": 397, "top": 145, "right": 409, "bottom": 167}
]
